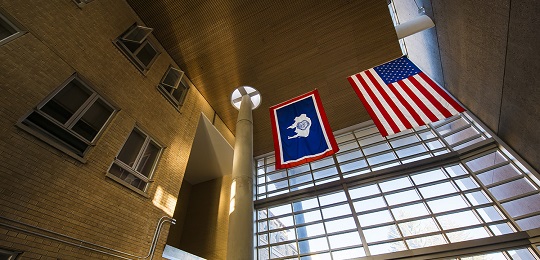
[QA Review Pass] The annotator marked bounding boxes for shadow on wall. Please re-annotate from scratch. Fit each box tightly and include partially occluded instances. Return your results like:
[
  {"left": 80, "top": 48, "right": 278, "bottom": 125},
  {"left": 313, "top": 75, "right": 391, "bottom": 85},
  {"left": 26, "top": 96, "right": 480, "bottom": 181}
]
[{"left": 165, "top": 176, "right": 232, "bottom": 260}]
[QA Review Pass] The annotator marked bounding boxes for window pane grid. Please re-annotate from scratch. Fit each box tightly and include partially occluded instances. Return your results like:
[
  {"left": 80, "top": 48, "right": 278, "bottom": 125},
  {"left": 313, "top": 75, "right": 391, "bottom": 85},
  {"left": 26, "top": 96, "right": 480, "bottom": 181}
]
[
  {"left": 439, "top": 124, "right": 471, "bottom": 138},
  {"left": 461, "top": 148, "right": 540, "bottom": 231},
  {"left": 108, "top": 127, "right": 162, "bottom": 193},
  {"left": 353, "top": 192, "right": 492, "bottom": 219},
  {"left": 32, "top": 110, "right": 93, "bottom": 145},
  {"left": 257, "top": 196, "right": 365, "bottom": 258},
  {"left": 455, "top": 247, "right": 538, "bottom": 259},
  {"left": 21, "top": 76, "right": 116, "bottom": 157},
  {"left": 484, "top": 174, "right": 531, "bottom": 189},
  {"left": 257, "top": 163, "right": 525, "bottom": 258},
  {"left": 430, "top": 114, "right": 462, "bottom": 129},
  {"left": 266, "top": 174, "right": 288, "bottom": 184},
  {"left": 255, "top": 113, "right": 540, "bottom": 259},
  {"left": 497, "top": 190, "right": 540, "bottom": 205},
  {"left": 256, "top": 122, "right": 453, "bottom": 198},
  {"left": 432, "top": 113, "right": 491, "bottom": 151},
  {"left": 514, "top": 212, "right": 540, "bottom": 223},
  {"left": 473, "top": 161, "right": 513, "bottom": 179},
  {"left": 359, "top": 176, "right": 501, "bottom": 254},
  {"left": 462, "top": 113, "right": 492, "bottom": 139}
]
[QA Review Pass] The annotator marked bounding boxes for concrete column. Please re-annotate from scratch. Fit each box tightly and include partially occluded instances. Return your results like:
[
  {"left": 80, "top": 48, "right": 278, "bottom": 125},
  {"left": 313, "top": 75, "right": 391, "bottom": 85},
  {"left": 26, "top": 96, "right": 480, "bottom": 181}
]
[{"left": 227, "top": 94, "right": 254, "bottom": 260}]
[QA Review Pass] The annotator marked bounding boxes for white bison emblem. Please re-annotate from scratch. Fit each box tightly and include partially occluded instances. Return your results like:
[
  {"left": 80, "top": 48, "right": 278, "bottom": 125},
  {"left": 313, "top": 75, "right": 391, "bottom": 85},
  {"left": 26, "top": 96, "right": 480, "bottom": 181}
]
[{"left": 287, "top": 114, "right": 312, "bottom": 139}]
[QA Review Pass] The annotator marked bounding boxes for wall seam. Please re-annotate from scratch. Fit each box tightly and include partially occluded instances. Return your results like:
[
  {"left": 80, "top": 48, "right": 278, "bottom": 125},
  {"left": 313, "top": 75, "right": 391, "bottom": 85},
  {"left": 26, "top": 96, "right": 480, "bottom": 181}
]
[
  {"left": 496, "top": 0, "right": 513, "bottom": 134},
  {"left": 430, "top": 1, "right": 448, "bottom": 91}
]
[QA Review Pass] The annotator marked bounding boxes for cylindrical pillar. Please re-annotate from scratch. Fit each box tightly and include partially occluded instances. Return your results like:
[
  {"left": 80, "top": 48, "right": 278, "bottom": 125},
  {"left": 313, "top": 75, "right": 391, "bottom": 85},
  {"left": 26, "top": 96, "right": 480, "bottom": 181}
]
[
  {"left": 227, "top": 94, "right": 254, "bottom": 260},
  {"left": 395, "top": 14, "right": 435, "bottom": 39}
]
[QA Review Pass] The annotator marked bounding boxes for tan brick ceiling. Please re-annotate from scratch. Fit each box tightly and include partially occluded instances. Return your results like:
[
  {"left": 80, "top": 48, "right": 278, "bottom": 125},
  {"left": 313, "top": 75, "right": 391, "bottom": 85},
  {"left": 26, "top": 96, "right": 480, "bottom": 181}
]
[{"left": 127, "top": 0, "right": 402, "bottom": 156}]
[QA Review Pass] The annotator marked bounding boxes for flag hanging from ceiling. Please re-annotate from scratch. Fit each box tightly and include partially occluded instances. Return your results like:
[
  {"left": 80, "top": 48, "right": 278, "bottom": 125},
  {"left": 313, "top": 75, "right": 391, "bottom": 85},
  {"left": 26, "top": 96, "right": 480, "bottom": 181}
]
[
  {"left": 270, "top": 89, "right": 339, "bottom": 169},
  {"left": 347, "top": 56, "right": 465, "bottom": 137}
]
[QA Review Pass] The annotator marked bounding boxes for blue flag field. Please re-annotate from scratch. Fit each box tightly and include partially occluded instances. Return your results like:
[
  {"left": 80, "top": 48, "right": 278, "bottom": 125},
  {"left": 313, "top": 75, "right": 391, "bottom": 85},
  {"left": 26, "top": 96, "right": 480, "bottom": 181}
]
[{"left": 269, "top": 89, "right": 338, "bottom": 169}]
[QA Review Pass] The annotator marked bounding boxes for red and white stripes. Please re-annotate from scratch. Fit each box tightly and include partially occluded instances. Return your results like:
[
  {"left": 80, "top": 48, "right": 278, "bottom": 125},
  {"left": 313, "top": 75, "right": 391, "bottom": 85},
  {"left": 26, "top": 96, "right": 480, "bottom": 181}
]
[{"left": 348, "top": 69, "right": 464, "bottom": 137}]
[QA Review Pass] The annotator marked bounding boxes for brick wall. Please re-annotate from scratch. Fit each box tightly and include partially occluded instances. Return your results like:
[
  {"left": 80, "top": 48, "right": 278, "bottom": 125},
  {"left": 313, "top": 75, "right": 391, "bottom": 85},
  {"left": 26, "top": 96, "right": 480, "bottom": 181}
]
[{"left": 0, "top": 0, "right": 233, "bottom": 259}]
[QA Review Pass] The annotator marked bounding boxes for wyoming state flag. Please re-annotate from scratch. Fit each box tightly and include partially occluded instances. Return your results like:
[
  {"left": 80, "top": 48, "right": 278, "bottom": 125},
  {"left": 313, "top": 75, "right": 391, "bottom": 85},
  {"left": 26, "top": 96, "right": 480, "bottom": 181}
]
[{"left": 270, "top": 90, "right": 339, "bottom": 169}]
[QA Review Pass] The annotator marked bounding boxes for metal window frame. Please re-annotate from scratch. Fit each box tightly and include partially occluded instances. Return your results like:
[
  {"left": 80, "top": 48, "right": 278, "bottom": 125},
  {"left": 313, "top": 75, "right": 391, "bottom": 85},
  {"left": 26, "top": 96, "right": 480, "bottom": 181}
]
[
  {"left": 257, "top": 122, "right": 452, "bottom": 198},
  {"left": 35, "top": 74, "right": 116, "bottom": 143},
  {"left": 16, "top": 74, "right": 117, "bottom": 161},
  {"left": 157, "top": 68, "right": 190, "bottom": 110},
  {"left": 160, "top": 66, "right": 185, "bottom": 89},
  {"left": 121, "top": 25, "right": 153, "bottom": 44},
  {"left": 256, "top": 161, "right": 522, "bottom": 258},
  {"left": 36, "top": 78, "right": 98, "bottom": 136},
  {"left": 460, "top": 147, "right": 540, "bottom": 232},
  {"left": 107, "top": 125, "right": 163, "bottom": 195},
  {"left": 113, "top": 24, "right": 161, "bottom": 74},
  {"left": 254, "top": 112, "right": 540, "bottom": 259},
  {"left": 254, "top": 142, "right": 520, "bottom": 258},
  {"left": 0, "top": 248, "right": 22, "bottom": 259},
  {"left": 0, "top": 8, "right": 25, "bottom": 46}
]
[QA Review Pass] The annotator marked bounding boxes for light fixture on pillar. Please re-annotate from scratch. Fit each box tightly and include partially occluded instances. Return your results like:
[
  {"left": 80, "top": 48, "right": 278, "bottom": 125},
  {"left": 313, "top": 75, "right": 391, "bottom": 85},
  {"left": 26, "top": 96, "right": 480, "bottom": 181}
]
[{"left": 230, "top": 86, "right": 261, "bottom": 110}]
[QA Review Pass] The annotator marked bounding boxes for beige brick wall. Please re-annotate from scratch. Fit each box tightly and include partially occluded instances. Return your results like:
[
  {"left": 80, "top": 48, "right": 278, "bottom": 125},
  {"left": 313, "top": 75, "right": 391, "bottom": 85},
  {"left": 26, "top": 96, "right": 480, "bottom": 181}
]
[{"left": 0, "top": 0, "right": 233, "bottom": 259}]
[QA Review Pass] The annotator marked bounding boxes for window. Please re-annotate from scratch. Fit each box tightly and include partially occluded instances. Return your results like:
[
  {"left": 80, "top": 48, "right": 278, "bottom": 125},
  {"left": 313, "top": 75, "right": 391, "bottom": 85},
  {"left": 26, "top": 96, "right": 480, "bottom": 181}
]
[
  {"left": 255, "top": 113, "right": 492, "bottom": 200},
  {"left": 18, "top": 74, "right": 116, "bottom": 160},
  {"left": 72, "top": 0, "right": 94, "bottom": 7},
  {"left": 0, "top": 248, "right": 22, "bottom": 259},
  {"left": 114, "top": 24, "right": 159, "bottom": 73},
  {"left": 255, "top": 112, "right": 540, "bottom": 259},
  {"left": 157, "top": 66, "right": 189, "bottom": 108},
  {"left": 107, "top": 127, "right": 163, "bottom": 195},
  {"left": 456, "top": 247, "right": 538, "bottom": 260},
  {"left": 0, "top": 9, "right": 23, "bottom": 45}
]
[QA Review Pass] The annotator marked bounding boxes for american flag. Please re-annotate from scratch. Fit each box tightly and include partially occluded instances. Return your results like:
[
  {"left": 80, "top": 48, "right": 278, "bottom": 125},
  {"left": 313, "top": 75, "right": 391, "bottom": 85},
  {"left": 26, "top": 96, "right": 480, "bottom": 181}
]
[{"left": 347, "top": 56, "right": 465, "bottom": 137}]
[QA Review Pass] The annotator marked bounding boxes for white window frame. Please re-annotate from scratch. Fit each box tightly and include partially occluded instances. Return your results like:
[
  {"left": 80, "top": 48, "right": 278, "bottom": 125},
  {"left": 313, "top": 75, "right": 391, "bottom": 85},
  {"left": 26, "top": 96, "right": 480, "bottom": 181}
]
[
  {"left": 0, "top": 8, "right": 25, "bottom": 46},
  {"left": 114, "top": 24, "right": 160, "bottom": 74},
  {"left": 17, "top": 74, "right": 117, "bottom": 162},
  {"left": 160, "top": 66, "right": 184, "bottom": 89},
  {"left": 106, "top": 126, "right": 163, "bottom": 197},
  {"left": 121, "top": 25, "right": 153, "bottom": 44},
  {"left": 157, "top": 66, "right": 189, "bottom": 109}
]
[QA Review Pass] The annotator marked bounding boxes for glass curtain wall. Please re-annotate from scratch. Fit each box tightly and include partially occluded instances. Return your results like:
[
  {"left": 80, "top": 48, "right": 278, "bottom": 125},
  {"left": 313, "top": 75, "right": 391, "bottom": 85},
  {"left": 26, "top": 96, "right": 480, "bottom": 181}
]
[{"left": 254, "top": 113, "right": 540, "bottom": 260}]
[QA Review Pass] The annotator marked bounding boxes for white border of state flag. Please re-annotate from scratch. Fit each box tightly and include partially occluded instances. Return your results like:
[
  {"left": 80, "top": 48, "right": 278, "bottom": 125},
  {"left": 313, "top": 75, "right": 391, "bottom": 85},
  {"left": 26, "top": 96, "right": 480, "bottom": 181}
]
[{"left": 269, "top": 89, "right": 339, "bottom": 169}]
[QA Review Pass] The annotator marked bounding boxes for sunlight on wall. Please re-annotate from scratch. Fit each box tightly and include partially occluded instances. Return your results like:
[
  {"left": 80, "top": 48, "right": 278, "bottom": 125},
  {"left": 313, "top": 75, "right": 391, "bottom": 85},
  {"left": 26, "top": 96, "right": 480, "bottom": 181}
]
[
  {"left": 153, "top": 186, "right": 177, "bottom": 217},
  {"left": 229, "top": 179, "right": 237, "bottom": 215}
]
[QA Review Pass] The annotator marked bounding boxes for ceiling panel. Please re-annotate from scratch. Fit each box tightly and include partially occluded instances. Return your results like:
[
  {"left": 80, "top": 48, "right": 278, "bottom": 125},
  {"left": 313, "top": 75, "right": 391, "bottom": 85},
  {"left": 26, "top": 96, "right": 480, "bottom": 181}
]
[{"left": 127, "top": 0, "right": 402, "bottom": 156}]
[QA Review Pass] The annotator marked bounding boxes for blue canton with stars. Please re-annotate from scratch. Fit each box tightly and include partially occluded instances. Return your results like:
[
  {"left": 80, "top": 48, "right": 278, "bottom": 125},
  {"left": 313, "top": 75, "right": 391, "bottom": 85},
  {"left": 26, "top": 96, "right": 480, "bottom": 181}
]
[{"left": 373, "top": 56, "right": 421, "bottom": 85}]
